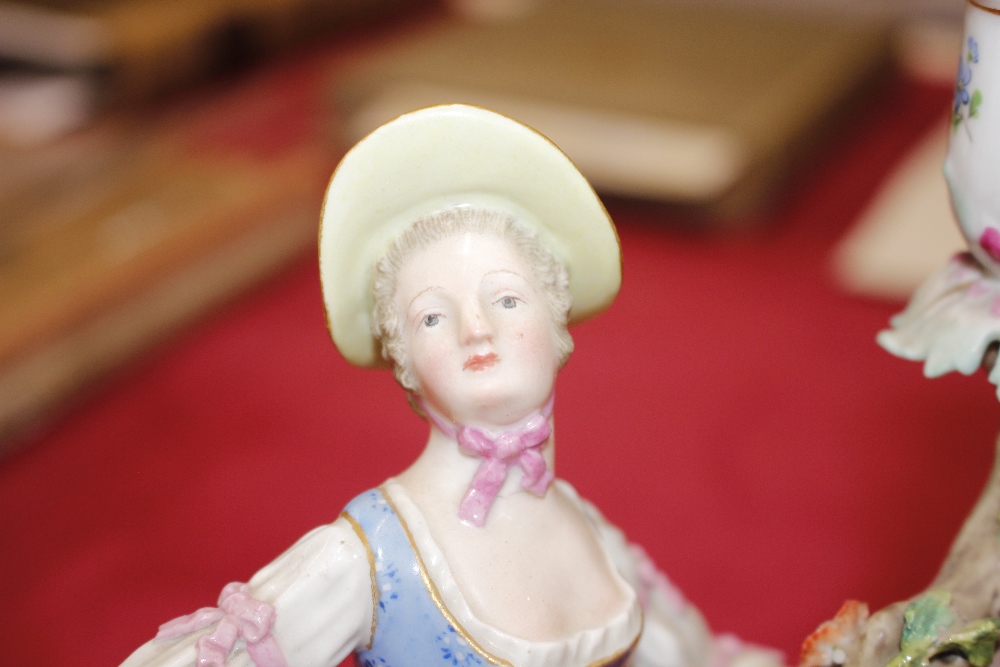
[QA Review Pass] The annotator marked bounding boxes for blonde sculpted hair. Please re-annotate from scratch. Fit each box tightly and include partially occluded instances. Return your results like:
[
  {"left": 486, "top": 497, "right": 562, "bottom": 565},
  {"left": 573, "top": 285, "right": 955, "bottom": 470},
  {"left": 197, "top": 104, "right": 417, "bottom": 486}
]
[{"left": 372, "top": 207, "right": 574, "bottom": 392}]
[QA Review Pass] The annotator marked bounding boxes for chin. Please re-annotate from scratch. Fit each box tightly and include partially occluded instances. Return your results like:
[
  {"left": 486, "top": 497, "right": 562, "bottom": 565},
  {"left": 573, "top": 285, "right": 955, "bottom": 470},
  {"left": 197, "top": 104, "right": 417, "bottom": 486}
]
[{"left": 457, "top": 379, "right": 551, "bottom": 425}]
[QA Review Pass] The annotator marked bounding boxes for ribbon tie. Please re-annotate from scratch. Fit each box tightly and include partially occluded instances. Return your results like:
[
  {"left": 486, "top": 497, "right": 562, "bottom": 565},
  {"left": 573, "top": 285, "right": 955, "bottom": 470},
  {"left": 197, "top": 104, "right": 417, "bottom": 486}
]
[
  {"left": 421, "top": 395, "right": 555, "bottom": 527},
  {"left": 156, "top": 582, "right": 288, "bottom": 667}
]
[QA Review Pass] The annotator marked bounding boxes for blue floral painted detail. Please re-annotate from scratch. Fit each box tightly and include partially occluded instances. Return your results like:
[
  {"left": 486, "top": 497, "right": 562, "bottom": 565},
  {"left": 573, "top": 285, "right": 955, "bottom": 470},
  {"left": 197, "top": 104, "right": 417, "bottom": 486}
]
[
  {"left": 436, "top": 626, "right": 480, "bottom": 666},
  {"left": 956, "top": 60, "right": 972, "bottom": 109},
  {"left": 376, "top": 557, "right": 402, "bottom": 612},
  {"left": 344, "top": 487, "right": 638, "bottom": 667},
  {"left": 954, "top": 36, "right": 983, "bottom": 134},
  {"left": 369, "top": 492, "right": 391, "bottom": 515},
  {"left": 346, "top": 488, "right": 490, "bottom": 667}
]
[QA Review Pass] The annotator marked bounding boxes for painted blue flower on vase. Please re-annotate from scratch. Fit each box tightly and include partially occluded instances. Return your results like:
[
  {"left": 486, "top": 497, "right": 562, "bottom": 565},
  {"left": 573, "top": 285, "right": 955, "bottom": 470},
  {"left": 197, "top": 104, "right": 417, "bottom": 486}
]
[
  {"left": 954, "top": 36, "right": 983, "bottom": 134},
  {"left": 956, "top": 60, "right": 972, "bottom": 110}
]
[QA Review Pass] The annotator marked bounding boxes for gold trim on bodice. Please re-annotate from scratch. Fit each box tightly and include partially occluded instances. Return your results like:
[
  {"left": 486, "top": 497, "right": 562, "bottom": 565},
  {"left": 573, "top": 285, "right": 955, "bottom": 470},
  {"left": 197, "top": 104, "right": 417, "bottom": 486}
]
[
  {"left": 341, "top": 511, "right": 379, "bottom": 650},
  {"left": 377, "top": 486, "right": 643, "bottom": 667},
  {"left": 379, "top": 488, "right": 514, "bottom": 667},
  {"left": 586, "top": 612, "right": 643, "bottom": 667}
]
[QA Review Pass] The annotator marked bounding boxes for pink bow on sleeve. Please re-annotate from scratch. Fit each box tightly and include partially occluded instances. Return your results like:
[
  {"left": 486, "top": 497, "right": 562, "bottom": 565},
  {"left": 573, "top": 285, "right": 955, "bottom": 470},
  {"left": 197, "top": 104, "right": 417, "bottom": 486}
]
[{"left": 156, "top": 582, "right": 288, "bottom": 667}]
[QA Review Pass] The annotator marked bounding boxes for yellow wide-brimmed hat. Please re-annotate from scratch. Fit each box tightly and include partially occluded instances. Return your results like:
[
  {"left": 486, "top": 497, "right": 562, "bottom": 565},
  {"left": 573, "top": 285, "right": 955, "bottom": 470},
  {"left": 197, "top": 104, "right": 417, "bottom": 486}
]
[{"left": 319, "top": 104, "right": 621, "bottom": 367}]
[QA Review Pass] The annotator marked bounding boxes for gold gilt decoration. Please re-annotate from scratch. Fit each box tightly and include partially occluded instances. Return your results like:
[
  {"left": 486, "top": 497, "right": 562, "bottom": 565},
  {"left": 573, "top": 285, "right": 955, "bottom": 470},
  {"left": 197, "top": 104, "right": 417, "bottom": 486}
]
[
  {"left": 341, "top": 511, "right": 379, "bottom": 650},
  {"left": 379, "top": 487, "right": 513, "bottom": 667},
  {"left": 970, "top": 0, "right": 1000, "bottom": 16},
  {"left": 378, "top": 487, "right": 643, "bottom": 667}
]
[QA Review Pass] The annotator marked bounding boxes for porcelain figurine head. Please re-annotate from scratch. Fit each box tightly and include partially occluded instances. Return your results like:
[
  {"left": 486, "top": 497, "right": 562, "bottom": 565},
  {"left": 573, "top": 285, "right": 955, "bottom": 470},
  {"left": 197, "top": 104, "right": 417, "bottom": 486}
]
[
  {"left": 370, "top": 206, "right": 573, "bottom": 425},
  {"left": 318, "top": 104, "right": 622, "bottom": 420},
  {"left": 946, "top": 0, "right": 1000, "bottom": 274}
]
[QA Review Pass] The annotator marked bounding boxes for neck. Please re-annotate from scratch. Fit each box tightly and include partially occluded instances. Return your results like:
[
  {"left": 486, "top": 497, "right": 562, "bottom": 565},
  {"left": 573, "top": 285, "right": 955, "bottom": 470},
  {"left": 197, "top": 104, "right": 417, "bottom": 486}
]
[{"left": 396, "top": 409, "right": 556, "bottom": 510}]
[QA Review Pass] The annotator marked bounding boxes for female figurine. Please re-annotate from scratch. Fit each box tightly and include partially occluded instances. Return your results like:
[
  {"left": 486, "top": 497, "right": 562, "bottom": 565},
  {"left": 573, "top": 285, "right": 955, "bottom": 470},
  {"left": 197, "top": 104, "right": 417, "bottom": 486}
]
[{"left": 122, "top": 105, "right": 779, "bottom": 667}]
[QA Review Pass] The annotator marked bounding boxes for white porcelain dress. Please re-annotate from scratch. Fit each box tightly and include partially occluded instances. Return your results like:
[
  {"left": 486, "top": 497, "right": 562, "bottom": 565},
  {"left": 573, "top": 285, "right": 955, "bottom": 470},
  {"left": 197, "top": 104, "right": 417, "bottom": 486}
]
[{"left": 121, "top": 480, "right": 713, "bottom": 667}]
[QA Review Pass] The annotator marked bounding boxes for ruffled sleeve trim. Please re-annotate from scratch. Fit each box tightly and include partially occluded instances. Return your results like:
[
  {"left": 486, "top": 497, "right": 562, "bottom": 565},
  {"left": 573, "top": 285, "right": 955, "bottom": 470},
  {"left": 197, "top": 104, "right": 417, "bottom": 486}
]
[{"left": 121, "top": 517, "right": 372, "bottom": 667}]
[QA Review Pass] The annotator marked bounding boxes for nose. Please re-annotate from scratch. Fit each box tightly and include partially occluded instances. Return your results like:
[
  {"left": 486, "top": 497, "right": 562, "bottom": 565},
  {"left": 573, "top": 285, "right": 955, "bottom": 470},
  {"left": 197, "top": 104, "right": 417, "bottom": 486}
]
[{"left": 459, "top": 299, "right": 493, "bottom": 346}]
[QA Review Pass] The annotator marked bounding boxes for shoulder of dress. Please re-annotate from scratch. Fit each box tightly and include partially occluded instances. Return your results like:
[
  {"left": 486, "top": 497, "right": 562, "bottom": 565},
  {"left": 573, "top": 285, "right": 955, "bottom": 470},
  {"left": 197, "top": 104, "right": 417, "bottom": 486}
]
[
  {"left": 340, "top": 485, "right": 409, "bottom": 549},
  {"left": 553, "top": 478, "right": 605, "bottom": 522},
  {"left": 342, "top": 487, "right": 387, "bottom": 517},
  {"left": 552, "top": 480, "right": 634, "bottom": 565},
  {"left": 248, "top": 515, "right": 373, "bottom": 595}
]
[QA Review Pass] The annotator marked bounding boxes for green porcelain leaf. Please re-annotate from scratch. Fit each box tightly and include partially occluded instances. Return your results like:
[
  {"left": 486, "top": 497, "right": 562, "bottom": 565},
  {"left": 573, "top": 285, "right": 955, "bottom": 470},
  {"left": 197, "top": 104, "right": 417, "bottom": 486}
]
[
  {"left": 901, "top": 591, "right": 955, "bottom": 650},
  {"left": 930, "top": 619, "right": 1000, "bottom": 667},
  {"left": 885, "top": 591, "right": 1000, "bottom": 667},
  {"left": 886, "top": 639, "right": 934, "bottom": 667}
]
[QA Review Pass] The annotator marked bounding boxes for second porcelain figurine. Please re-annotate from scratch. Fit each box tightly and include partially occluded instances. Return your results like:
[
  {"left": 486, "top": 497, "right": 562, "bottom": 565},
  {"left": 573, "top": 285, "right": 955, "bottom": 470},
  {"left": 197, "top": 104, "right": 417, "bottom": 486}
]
[{"left": 122, "top": 105, "right": 782, "bottom": 667}]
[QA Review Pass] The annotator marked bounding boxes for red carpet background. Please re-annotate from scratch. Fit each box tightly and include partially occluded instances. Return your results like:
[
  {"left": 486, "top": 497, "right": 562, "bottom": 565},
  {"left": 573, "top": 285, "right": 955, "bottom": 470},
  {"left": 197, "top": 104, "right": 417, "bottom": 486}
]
[{"left": 2, "top": 71, "right": 996, "bottom": 667}]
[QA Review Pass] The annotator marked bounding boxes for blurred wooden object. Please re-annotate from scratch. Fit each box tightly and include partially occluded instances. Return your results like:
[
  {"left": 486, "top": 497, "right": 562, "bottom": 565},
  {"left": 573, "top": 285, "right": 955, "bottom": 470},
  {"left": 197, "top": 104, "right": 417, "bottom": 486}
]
[
  {"left": 0, "top": 0, "right": 417, "bottom": 103},
  {"left": 832, "top": 22, "right": 966, "bottom": 301},
  {"left": 0, "top": 65, "right": 331, "bottom": 450},
  {"left": 832, "top": 119, "right": 965, "bottom": 300},
  {"left": 338, "top": 0, "right": 893, "bottom": 219}
]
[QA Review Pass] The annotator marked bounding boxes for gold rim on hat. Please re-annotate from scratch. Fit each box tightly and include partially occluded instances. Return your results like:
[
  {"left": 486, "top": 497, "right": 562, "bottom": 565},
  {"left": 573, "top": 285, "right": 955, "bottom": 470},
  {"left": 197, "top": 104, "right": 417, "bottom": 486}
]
[{"left": 318, "top": 104, "right": 622, "bottom": 367}]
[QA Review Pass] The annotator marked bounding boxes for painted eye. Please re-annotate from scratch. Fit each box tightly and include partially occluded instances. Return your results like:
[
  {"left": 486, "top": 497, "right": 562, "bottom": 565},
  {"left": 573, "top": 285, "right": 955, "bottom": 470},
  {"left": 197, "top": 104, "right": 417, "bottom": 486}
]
[
  {"left": 500, "top": 296, "right": 517, "bottom": 309},
  {"left": 423, "top": 314, "right": 440, "bottom": 327}
]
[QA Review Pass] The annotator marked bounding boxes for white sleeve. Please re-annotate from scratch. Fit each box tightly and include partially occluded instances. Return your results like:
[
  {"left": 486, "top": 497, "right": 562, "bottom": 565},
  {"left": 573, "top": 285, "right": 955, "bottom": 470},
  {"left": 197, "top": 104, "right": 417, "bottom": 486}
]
[
  {"left": 579, "top": 499, "right": 785, "bottom": 667},
  {"left": 576, "top": 498, "right": 714, "bottom": 667},
  {"left": 121, "top": 516, "right": 374, "bottom": 667}
]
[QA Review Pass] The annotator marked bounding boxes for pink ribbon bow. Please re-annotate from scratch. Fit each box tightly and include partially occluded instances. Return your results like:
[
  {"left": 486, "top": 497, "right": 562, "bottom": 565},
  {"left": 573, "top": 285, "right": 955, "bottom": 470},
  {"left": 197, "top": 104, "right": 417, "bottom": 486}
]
[
  {"left": 422, "top": 395, "right": 555, "bottom": 527},
  {"left": 156, "top": 582, "right": 288, "bottom": 667}
]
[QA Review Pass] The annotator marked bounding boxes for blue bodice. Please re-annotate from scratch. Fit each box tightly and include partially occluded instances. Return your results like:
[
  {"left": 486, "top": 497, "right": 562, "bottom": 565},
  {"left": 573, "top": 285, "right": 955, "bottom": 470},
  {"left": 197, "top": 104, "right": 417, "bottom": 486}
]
[{"left": 341, "top": 488, "right": 638, "bottom": 667}]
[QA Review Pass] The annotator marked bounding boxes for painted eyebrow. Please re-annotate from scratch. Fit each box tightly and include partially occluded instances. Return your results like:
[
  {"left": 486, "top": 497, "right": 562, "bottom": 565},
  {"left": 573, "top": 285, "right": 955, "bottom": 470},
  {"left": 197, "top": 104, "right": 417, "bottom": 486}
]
[
  {"left": 483, "top": 269, "right": 527, "bottom": 280},
  {"left": 408, "top": 285, "right": 444, "bottom": 310}
]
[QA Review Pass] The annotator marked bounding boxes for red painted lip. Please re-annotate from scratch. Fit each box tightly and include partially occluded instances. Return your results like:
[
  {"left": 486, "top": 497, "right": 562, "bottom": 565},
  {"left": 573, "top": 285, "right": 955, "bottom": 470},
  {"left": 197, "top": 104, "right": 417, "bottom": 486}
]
[{"left": 463, "top": 353, "right": 499, "bottom": 371}]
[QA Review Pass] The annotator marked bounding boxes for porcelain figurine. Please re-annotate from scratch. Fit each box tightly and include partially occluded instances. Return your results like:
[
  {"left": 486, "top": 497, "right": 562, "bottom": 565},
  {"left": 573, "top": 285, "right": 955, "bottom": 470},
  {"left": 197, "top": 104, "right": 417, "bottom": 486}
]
[
  {"left": 121, "top": 105, "right": 782, "bottom": 667},
  {"left": 800, "top": 4, "right": 1000, "bottom": 667}
]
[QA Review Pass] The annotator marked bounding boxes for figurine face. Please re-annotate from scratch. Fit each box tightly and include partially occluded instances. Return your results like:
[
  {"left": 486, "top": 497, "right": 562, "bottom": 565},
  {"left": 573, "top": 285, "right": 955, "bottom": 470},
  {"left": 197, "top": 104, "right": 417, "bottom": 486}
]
[{"left": 394, "top": 232, "right": 561, "bottom": 428}]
